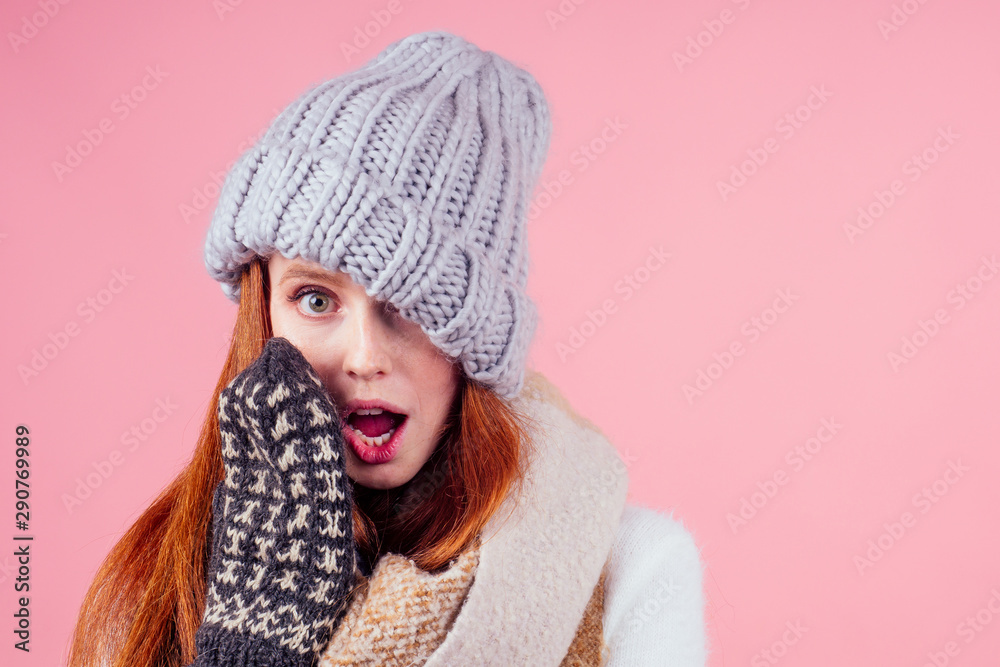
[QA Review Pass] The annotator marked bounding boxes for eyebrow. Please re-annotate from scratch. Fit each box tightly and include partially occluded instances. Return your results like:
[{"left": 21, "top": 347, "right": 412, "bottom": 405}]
[{"left": 277, "top": 266, "right": 348, "bottom": 288}]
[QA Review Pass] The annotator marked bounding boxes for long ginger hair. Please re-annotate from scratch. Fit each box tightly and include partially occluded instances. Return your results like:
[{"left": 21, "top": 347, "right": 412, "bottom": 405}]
[{"left": 67, "top": 256, "right": 533, "bottom": 667}]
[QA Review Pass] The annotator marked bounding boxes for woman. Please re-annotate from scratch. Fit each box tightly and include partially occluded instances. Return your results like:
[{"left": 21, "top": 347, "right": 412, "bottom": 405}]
[{"left": 68, "top": 30, "right": 706, "bottom": 666}]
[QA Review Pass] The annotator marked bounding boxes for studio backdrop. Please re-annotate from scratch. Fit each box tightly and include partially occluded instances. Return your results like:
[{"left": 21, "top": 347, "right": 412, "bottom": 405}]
[{"left": 2, "top": 1, "right": 999, "bottom": 665}]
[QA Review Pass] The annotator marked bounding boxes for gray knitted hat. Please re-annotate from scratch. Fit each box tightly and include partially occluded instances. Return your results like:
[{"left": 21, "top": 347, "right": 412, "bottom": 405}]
[{"left": 203, "top": 30, "right": 551, "bottom": 399}]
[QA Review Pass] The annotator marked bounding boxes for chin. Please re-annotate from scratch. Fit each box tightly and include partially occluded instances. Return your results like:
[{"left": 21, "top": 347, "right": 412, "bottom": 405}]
[{"left": 346, "top": 462, "right": 417, "bottom": 491}]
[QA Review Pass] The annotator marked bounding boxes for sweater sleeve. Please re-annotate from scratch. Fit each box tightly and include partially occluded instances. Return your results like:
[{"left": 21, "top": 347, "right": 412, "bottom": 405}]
[{"left": 602, "top": 504, "right": 707, "bottom": 666}]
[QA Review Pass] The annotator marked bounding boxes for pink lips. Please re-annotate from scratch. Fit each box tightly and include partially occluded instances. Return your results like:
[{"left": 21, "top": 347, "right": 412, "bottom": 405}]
[
  {"left": 340, "top": 398, "right": 408, "bottom": 465},
  {"left": 343, "top": 416, "right": 406, "bottom": 464},
  {"left": 341, "top": 399, "right": 409, "bottom": 465}
]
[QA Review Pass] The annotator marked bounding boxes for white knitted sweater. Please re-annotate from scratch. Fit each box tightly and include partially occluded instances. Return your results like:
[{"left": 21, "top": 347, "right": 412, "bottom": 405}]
[{"left": 604, "top": 504, "right": 707, "bottom": 665}]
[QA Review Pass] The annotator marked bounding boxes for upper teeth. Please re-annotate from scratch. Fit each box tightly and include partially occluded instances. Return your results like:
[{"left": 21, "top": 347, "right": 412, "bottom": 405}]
[{"left": 354, "top": 408, "right": 384, "bottom": 415}]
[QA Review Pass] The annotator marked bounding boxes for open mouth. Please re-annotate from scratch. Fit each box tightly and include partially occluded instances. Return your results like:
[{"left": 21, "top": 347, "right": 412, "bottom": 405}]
[{"left": 346, "top": 408, "right": 407, "bottom": 448}]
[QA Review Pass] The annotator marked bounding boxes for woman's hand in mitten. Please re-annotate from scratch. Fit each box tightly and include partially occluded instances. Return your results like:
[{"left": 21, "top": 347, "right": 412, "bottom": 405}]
[{"left": 192, "top": 337, "right": 356, "bottom": 667}]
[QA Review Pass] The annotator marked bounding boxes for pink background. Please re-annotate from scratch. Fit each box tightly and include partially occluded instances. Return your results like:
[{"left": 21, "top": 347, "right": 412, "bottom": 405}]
[{"left": 3, "top": 0, "right": 999, "bottom": 664}]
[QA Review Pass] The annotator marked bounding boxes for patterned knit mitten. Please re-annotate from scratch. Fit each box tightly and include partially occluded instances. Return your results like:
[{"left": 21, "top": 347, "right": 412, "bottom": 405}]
[{"left": 192, "top": 337, "right": 355, "bottom": 667}]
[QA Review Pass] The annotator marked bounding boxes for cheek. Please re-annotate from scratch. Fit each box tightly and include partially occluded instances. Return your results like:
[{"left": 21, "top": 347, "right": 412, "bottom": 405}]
[
  {"left": 419, "top": 356, "right": 460, "bottom": 422},
  {"left": 410, "top": 347, "right": 455, "bottom": 390},
  {"left": 292, "top": 340, "right": 341, "bottom": 380},
  {"left": 268, "top": 313, "right": 302, "bottom": 353},
  {"left": 268, "top": 316, "right": 336, "bottom": 375},
  {"left": 399, "top": 325, "right": 452, "bottom": 380},
  {"left": 269, "top": 302, "right": 322, "bottom": 354}
]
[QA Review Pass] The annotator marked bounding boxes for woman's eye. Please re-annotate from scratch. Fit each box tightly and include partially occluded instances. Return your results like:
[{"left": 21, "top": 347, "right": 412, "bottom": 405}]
[{"left": 289, "top": 289, "right": 335, "bottom": 315}]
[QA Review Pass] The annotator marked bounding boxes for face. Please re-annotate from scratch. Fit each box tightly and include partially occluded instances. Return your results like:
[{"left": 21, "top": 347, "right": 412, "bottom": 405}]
[{"left": 266, "top": 253, "right": 461, "bottom": 490}]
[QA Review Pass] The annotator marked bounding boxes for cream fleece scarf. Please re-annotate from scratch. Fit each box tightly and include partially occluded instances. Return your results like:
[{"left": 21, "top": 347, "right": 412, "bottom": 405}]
[{"left": 318, "top": 370, "right": 629, "bottom": 665}]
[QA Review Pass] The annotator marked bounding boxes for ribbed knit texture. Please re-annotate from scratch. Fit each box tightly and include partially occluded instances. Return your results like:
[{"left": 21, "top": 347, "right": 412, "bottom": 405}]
[
  {"left": 319, "top": 538, "right": 481, "bottom": 665},
  {"left": 193, "top": 337, "right": 357, "bottom": 666},
  {"left": 561, "top": 569, "right": 609, "bottom": 667},
  {"left": 318, "top": 536, "right": 608, "bottom": 666},
  {"left": 203, "top": 30, "right": 552, "bottom": 398}
]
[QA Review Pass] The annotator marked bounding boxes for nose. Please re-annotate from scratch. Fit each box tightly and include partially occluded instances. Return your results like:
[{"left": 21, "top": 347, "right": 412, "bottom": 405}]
[{"left": 341, "top": 301, "right": 392, "bottom": 380}]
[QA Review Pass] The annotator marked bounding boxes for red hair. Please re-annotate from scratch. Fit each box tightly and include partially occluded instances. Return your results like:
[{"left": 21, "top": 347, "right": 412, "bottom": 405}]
[{"left": 67, "top": 257, "right": 533, "bottom": 666}]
